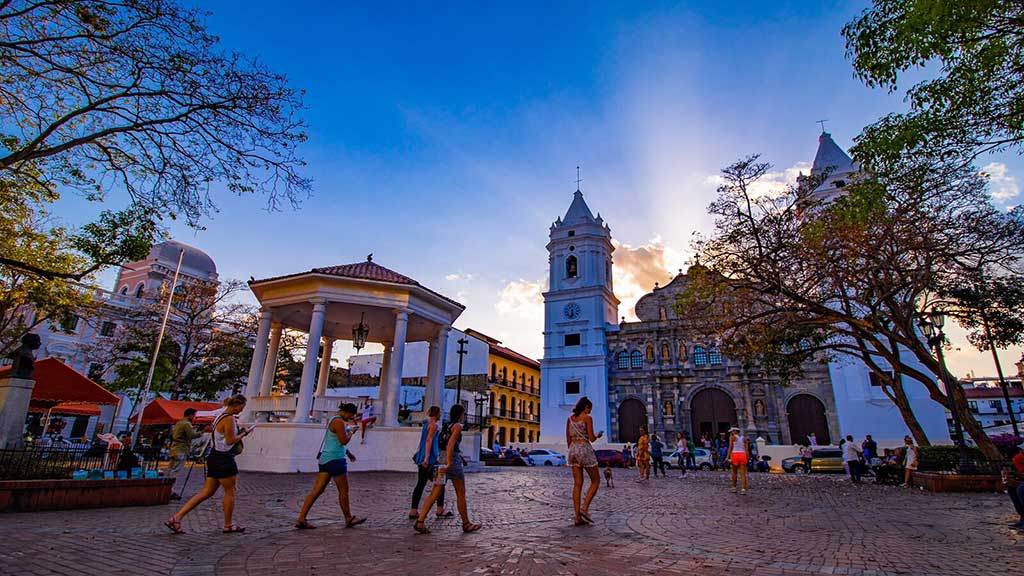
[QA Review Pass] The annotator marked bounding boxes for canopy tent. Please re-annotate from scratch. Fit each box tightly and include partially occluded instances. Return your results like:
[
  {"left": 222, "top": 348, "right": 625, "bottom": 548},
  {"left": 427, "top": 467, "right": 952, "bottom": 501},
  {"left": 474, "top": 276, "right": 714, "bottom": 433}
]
[
  {"left": 0, "top": 358, "right": 120, "bottom": 413},
  {"left": 28, "top": 402, "right": 102, "bottom": 417},
  {"left": 129, "top": 398, "right": 222, "bottom": 426}
]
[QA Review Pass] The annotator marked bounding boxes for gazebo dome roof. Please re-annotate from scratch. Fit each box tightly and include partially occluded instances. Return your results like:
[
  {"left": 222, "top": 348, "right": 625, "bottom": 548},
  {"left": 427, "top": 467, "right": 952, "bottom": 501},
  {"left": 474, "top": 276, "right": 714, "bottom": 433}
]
[{"left": 312, "top": 260, "right": 419, "bottom": 286}]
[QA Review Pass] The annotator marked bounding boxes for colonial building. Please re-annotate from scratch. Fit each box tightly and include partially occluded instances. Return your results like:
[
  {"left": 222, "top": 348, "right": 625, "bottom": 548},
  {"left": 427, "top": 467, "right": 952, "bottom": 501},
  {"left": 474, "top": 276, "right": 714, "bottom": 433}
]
[
  {"left": 465, "top": 329, "right": 541, "bottom": 447},
  {"left": 606, "top": 270, "right": 838, "bottom": 444}
]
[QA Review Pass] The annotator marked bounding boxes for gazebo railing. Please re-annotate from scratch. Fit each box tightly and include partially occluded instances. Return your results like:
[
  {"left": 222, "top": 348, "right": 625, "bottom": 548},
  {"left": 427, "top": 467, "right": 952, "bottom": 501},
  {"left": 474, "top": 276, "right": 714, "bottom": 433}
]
[{"left": 0, "top": 445, "right": 164, "bottom": 481}]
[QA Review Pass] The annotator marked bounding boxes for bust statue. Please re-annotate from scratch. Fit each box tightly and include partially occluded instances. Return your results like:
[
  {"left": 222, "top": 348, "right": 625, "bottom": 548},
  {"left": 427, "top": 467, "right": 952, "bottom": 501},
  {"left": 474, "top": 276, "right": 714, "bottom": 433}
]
[{"left": 7, "top": 333, "right": 41, "bottom": 378}]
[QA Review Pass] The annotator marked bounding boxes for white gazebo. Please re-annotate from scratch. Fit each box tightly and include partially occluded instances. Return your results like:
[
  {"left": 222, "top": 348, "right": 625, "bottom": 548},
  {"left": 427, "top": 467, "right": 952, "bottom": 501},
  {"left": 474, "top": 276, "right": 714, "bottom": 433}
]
[{"left": 235, "top": 256, "right": 468, "bottom": 472}]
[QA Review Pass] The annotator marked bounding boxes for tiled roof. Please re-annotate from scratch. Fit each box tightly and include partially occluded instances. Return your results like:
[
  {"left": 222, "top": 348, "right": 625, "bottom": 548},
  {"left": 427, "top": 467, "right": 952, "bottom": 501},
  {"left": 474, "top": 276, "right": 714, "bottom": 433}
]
[
  {"left": 964, "top": 386, "right": 1024, "bottom": 399},
  {"left": 250, "top": 259, "right": 464, "bottom": 309},
  {"left": 490, "top": 342, "right": 540, "bottom": 369}
]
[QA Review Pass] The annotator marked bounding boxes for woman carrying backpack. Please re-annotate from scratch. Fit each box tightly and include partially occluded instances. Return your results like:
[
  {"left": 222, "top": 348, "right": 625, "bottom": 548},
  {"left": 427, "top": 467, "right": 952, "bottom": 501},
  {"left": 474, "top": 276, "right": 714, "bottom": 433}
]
[
  {"left": 413, "top": 404, "right": 481, "bottom": 534},
  {"left": 165, "top": 394, "right": 253, "bottom": 534}
]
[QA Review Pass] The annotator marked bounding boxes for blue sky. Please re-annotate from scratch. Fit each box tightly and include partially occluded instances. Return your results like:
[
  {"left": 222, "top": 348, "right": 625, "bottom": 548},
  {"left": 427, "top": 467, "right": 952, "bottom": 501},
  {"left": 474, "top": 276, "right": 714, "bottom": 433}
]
[{"left": 77, "top": 1, "right": 1022, "bottom": 375}]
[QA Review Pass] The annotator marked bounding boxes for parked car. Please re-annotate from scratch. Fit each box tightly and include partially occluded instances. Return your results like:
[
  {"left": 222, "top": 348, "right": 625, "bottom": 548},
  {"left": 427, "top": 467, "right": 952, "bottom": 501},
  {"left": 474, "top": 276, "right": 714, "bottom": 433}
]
[
  {"left": 527, "top": 449, "right": 566, "bottom": 466},
  {"left": 595, "top": 449, "right": 626, "bottom": 468},
  {"left": 781, "top": 448, "right": 845, "bottom": 473},
  {"left": 668, "top": 447, "right": 715, "bottom": 470},
  {"left": 482, "top": 448, "right": 534, "bottom": 466}
]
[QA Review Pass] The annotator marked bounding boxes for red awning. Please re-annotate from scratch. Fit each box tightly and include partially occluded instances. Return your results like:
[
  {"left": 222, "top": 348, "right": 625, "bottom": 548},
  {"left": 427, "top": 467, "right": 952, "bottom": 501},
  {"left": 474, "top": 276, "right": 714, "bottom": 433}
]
[
  {"left": 0, "top": 358, "right": 120, "bottom": 410},
  {"left": 28, "top": 402, "right": 103, "bottom": 417},
  {"left": 129, "top": 398, "right": 222, "bottom": 426}
]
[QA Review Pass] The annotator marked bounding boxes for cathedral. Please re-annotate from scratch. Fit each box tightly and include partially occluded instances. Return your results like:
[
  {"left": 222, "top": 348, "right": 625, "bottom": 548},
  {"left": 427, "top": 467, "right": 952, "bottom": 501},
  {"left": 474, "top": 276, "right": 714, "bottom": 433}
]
[{"left": 538, "top": 131, "right": 951, "bottom": 447}]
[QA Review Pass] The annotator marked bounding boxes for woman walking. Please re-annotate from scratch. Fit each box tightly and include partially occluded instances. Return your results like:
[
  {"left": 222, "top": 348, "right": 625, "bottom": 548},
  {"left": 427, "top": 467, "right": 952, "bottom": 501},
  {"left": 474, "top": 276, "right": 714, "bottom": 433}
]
[
  {"left": 566, "top": 396, "right": 603, "bottom": 526},
  {"left": 676, "top": 432, "right": 688, "bottom": 478},
  {"left": 294, "top": 402, "right": 366, "bottom": 529},
  {"left": 413, "top": 404, "right": 481, "bottom": 534},
  {"left": 636, "top": 426, "right": 650, "bottom": 481},
  {"left": 901, "top": 436, "right": 919, "bottom": 487},
  {"left": 408, "top": 406, "right": 450, "bottom": 519},
  {"left": 728, "top": 427, "right": 749, "bottom": 494},
  {"left": 165, "top": 394, "right": 253, "bottom": 534}
]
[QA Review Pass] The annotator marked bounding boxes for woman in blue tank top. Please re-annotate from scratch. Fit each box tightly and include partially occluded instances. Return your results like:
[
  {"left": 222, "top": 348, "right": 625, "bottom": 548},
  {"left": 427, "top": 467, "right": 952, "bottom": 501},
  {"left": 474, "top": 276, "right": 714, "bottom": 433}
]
[
  {"left": 408, "top": 406, "right": 450, "bottom": 519},
  {"left": 294, "top": 402, "right": 366, "bottom": 529}
]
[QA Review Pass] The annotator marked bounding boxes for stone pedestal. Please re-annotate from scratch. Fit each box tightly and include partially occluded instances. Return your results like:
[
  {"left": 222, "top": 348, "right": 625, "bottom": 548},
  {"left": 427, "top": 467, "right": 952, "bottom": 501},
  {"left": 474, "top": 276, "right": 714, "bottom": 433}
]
[{"left": 0, "top": 377, "right": 35, "bottom": 449}]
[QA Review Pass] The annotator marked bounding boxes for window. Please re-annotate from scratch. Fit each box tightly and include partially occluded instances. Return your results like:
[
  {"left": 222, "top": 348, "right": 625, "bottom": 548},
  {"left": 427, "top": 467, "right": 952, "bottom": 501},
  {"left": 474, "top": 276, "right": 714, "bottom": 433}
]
[
  {"left": 119, "top": 286, "right": 128, "bottom": 295},
  {"left": 512, "top": 370, "right": 517, "bottom": 384},
  {"left": 567, "top": 230, "right": 575, "bottom": 237},
  {"left": 100, "top": 321, "right": 117, "bottom": 337},
  {"left": 708, "top": 347, "right": 723, "bottom": 365},
  {"left": 693, "top": 346, "right": 708, "bottom": 366},
  {"left": 968, "top": 401, "right": 979, "bottom": 413},
  {"left": 661, "top": 342, "right": 670, "bottom": 363},
  {"left": 565, "top": 380, "right": 581, "bottom": 395},
  {"left": 58, "top": 314, "right": 79, "bottom": 333},
  {"left": 87, "top": 363, "right": 105, "bottom": 381},
  {"left": 564, "top": 333, "right": 581, "bottom": 347},
  {"left": 630, "top": 350, "right": 642, "bottom": 369},
  {"left": 491, "top": 363, "right": 497, "bottom": 380},
  {"left": 868, "top": 371, "right": 893, "bottom": 387},
  {"left": 520, "top": 374, "right": 526, "bottom": 385},
  {"left": 134, "top": 283, "right": 145, "bottom": 298},
  {"left": 566, "top": 255, "right": 578, "bottom": 278},
  {"left": 645, "top": 345, "right": 655, "bottom": 362},
  {"left": 529, "top": 376, "right": 534, "bottom": 386},
  {"left": 833, "top": 179, "right": 846, "bottom": 188},
  {"left": 502, "top": 367, "right": 508, "bottom": 382},
  {"left": 989, "top": 400, "right": 1004, "bottom": 413},
  {"left": 616, "top": 351, "right": 629, "bottom": 369}
]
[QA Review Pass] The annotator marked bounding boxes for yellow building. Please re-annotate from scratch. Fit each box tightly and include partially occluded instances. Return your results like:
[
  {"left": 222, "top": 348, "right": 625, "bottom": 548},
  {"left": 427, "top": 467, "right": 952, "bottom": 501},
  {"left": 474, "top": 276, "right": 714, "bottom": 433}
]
[{"left": 465, "top": 329, "right": 540, "bottom": 447}]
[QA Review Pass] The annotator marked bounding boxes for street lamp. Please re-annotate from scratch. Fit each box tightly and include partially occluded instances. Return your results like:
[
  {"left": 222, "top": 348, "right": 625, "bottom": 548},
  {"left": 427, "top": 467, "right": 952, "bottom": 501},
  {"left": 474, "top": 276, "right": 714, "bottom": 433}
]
[
  {"left": 918, "top": 309, "right": 972, "bottom": 472},
  {"left": 474, "top": 390, "right": 488, "bottom": 432},
  {"left": 455, "top": 337, "right": 468, "bottom": 406},
  {"left": 351, "top": 312, "right": 369, "bottom": 352}
]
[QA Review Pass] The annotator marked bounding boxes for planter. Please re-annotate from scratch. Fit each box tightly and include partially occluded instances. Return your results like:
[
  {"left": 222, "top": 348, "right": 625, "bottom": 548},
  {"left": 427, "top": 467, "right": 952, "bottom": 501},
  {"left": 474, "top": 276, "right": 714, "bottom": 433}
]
[
  {"left": 912, "top": 471, "right": 1003, "bottom": 493},
  {"left": 0, "top": 478, "right": 174, "bottom": 512}
]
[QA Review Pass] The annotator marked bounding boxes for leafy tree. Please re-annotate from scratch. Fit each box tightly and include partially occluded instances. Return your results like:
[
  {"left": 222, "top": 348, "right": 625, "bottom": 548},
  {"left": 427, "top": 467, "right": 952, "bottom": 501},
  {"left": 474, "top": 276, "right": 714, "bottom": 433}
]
[
  {"left": 681, "top": 152, "right": 1024, "bottom": 460},
  {"left": 843, "top": 1, "right": 1024, "bottom": 166}
]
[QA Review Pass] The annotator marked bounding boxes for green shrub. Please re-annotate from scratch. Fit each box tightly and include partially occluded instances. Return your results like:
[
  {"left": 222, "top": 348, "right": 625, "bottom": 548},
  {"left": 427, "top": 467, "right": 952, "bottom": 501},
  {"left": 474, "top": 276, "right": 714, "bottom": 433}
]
[{"left": 917, "top": 445, "right": 1000, "bottom": 472}]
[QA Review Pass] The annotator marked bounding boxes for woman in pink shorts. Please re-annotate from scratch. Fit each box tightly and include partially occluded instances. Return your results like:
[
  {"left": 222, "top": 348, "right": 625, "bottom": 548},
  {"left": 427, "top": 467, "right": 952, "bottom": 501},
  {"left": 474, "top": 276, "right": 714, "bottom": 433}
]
[{"left": 727, "top": 426, "right": 750, "bottom": 495}]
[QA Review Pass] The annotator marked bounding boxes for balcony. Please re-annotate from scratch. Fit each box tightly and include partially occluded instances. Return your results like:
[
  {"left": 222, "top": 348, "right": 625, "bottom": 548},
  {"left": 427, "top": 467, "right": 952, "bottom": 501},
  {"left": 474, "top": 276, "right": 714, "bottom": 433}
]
[
  {"left": 488, "top": 377, "right": 539, "bottom": 396},
  {"left": 488, "top": 407, "right": 539, "bottom": 423}
]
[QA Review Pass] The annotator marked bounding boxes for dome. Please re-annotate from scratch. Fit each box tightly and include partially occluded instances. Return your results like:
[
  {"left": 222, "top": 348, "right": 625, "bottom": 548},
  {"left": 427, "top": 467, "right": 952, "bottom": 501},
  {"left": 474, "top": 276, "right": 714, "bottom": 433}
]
[{"left": 150, "top": 240, "right": 217, "bottom": 278}]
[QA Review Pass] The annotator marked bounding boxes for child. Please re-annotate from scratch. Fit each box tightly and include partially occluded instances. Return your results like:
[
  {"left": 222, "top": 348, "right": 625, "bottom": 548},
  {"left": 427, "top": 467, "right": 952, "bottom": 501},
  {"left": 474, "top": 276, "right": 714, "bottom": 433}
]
[{"left": 603, "top": 462, "right": 614, "bottom": 488}]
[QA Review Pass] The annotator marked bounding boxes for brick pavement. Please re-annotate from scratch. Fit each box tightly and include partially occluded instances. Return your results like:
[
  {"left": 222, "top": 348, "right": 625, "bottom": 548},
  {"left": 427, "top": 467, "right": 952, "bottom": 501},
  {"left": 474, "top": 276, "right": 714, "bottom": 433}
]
[{"left": 0, "top": 467, "right": 1021, "bottom": 576}]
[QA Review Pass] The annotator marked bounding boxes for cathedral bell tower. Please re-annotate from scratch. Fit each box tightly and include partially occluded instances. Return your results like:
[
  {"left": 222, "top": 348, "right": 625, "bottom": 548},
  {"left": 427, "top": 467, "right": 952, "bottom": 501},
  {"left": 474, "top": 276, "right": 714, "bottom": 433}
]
[{"left": 538, "top": 187, "right": 619, "bottom": 442}]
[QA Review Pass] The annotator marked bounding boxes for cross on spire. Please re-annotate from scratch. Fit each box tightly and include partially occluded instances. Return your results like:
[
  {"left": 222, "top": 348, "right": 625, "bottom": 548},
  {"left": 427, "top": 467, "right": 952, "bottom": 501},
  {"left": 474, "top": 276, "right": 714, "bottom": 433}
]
[
  {"left": 575, "top": 165, "right": 582, "bottom": 191},
  {"left": 817, "top": 119, "right": 829, "bottom": 133}
]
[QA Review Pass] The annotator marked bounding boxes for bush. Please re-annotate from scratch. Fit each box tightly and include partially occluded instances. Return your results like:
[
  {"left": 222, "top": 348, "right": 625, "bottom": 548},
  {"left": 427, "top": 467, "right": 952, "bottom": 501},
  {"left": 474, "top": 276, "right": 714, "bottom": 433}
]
[
  {"left": 990, "top": 433, "right": 1023, "bottom": 457},
  {"left": 917, "top": 445, "right": 989, "bottom": 472}
]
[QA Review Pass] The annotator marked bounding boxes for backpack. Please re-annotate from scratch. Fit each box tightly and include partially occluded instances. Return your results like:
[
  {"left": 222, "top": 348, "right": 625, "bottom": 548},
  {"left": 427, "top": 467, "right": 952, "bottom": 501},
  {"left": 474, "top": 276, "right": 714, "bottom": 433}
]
[{"left": 438, "top": 421, "right": 453, "bottom": 450}]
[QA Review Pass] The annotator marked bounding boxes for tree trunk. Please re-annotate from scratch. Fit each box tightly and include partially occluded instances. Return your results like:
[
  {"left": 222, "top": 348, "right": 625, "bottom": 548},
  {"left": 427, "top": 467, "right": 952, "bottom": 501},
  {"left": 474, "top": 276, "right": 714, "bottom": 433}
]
[
  {"left": 944, "top": 372, "right": 1001, "bottom": 460},
  {"left": 889, "top": 373, "right": 931, "bottom": 446}
]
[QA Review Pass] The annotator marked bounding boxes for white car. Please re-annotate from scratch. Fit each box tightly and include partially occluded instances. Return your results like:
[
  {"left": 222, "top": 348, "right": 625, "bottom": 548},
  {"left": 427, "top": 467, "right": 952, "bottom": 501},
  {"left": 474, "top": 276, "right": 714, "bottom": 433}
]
[
  {"left": 527, "top": 449, "right": 567, "bottom": 466},
  {"left": 668, "top": 447, "right": 715, "bottom": 470}
]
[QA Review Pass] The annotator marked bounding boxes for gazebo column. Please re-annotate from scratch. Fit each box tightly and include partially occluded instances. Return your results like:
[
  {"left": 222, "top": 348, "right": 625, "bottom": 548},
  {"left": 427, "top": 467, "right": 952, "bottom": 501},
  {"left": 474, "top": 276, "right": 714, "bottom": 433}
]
[
  {"left": 315, "top": 337, "right": 335, "bottom": 396},
  {"left": 259, "top": 323, "right": 283, "bottom": 397},
  {"left": 293, "top": 300, "right": 327, "bottom": 423},
  {"left": 241, "top": 309, "right": 273, "bottom": 420},
  {"left": 377, "top": 342, "right": 392, "bottom": 409},
  {"left": 382, "top": 309, "right": 409, "bottom": 426},
  {"left": 425, "top": 326, "right": 450, "bottom": 412}
]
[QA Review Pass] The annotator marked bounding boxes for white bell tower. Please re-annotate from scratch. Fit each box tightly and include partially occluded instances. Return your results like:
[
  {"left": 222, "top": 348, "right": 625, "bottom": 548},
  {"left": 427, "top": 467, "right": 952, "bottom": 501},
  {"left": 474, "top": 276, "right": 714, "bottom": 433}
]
[{"left": 538, "top": 187, "right": 619, "bottom": 442}]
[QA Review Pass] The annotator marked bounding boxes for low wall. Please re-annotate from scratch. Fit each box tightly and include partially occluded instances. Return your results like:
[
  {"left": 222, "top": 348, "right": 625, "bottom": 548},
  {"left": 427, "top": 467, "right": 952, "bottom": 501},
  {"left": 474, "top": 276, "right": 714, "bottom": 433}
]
[
  {"left": 912, "top": 471, "right": 1004, "bottom": 493},
  {"left": 236, "top": 423, "right": 481, "bottom": 473},
  {"left": 0, "top": 478, "right": 173, "bottom": 512}
]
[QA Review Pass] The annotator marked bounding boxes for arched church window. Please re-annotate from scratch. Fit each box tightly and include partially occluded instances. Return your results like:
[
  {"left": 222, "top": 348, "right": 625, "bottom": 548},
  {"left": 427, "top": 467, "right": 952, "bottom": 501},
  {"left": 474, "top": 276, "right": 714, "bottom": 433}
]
[
  {"left": 645, "top": 345, "right": 655, "bottom": 363},
  {"left": 119, "top": 286, "right": 128, "bottom": 296},
  {"left": 566, "top": 255, "right": 578, "bottom": 278},
  {"left": 616, "top": 351, "right": 629, "bottom": 369},
  {"left": 693, "top": 346, "right": 708, "bottom": 366},
  {"left": 678, "top": 343, "right": 687, "bottom": 362},
  {"left": 659, "top": 307, "right": 667, "bottom": 321},
  {"left": 708, "top": 347, "right": 723, "bottom": 365},
  {"left": 134, "top": 283, "right": 145, "bottom": 298},
  {"left": 661, "top": 342, "right": 671, "bottom": 363},
  {"left": 630, "top": 350, "right": 642, "bottom": 369}
]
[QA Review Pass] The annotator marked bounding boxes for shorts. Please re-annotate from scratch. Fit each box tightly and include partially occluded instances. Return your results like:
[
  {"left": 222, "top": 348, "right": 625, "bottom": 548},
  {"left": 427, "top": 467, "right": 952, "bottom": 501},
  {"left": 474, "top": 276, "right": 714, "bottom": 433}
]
[
  {"left": 318, "top": 458, "right": 348, "bottom": 476},
  {"left": 445, "top": 454, "right": 465, "bottom": 481},
  {"left": 730, "top": 452, "right": 748, "bottom": 466},
  {"left": 206, "top": 451, "right": 238, "bottom": 479}
]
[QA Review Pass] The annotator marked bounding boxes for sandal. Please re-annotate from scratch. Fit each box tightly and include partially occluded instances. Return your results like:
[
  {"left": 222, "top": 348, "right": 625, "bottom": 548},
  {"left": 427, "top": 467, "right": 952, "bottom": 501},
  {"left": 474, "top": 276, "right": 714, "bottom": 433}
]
[
  {"left": 164, "top": 517, "right": 184, "bottom": 534},
  {"left": 413, "top": 520, "right": 431, "bottom": 534},
  {"left": 574, "top": 519, "right": 588, "bottom": 527},
  {"left": 408, "top": 512, "right": 419, "bottom": 519},
  {"left": 462, "top": 522, "right": 482, "bottom": 533},
  {"left": 345, "top": 516, "right": 367, "bottom": 528},
  {"left": 579, "top": 511, "right": 593, "bottom": 524},
  {"left": 294, "top": 520, "right": 316, "bottom": 530},
  {"left": 435, "top": 510, "right": 453, "bottom": 518},
  {"left": 222, "top": 524, "right": 246, "bottom": 534}
]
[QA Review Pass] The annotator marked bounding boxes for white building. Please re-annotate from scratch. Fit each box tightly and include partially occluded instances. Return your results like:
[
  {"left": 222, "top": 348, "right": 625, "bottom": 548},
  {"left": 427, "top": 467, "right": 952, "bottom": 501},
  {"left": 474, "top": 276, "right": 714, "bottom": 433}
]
[
  {"left": 348, "top": 327, "right": 489, "bottom": 379},
  {"left": 958, "top": 377, "right": 1024, "bottom": 435}
]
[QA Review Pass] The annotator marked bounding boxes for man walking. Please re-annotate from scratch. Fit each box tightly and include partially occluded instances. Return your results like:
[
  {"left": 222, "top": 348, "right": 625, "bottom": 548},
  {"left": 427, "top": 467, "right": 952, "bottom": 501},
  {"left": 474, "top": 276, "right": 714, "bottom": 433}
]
[
  {"left": 842, "top": 434, "right": 863, "bottom": 483},
  {"left": 862, "top": 434, "right": 878, "bottom": 464},
  {"left": 168, "top": 408, "right": 204, "bottom": 500}
]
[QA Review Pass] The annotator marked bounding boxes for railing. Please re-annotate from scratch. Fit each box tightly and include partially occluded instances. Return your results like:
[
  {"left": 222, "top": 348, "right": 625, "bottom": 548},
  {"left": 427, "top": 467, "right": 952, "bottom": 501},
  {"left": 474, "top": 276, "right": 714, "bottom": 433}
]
[
  {"left": 488, "top": 408, "right": 539, "bottom": 423},
  {"left": 487, "top": 378, "right": 540, "bottom": 396},
  {"left": 0, "top": 445, "right": 164, "bottom": 481}
]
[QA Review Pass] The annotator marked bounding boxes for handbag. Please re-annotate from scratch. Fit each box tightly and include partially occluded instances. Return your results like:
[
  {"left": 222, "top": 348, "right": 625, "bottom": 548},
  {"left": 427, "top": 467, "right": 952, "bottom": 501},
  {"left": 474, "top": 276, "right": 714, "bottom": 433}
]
[
  {"left": 316, "top": 416, "right": 340, "bottom": 460},
  {"left": 213, "top": 415, "right": 244, "bottom": 456}
]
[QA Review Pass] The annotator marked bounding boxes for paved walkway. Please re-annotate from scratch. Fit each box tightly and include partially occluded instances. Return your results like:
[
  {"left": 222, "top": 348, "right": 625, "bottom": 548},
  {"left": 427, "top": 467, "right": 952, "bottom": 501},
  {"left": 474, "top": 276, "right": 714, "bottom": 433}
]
[{"left": 0, "top": 467, "right": 1021, "bottom": 575}]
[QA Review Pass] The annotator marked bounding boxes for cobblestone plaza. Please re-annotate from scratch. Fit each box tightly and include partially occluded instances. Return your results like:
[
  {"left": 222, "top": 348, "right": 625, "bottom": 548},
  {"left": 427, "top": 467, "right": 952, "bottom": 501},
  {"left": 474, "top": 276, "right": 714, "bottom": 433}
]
[{"left": 1, "top": 468, "right": 1021, "bottom": 576}]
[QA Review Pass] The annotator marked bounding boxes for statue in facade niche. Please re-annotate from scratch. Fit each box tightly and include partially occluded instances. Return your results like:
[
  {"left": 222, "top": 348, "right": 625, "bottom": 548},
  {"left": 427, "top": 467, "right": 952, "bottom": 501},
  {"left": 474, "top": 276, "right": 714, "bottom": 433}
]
[
  {"left": 753, "top": 399, "right": 767, "bottom": 418},
  {"left": 7, "top": 333, "right": 41, "bottom": 378}
]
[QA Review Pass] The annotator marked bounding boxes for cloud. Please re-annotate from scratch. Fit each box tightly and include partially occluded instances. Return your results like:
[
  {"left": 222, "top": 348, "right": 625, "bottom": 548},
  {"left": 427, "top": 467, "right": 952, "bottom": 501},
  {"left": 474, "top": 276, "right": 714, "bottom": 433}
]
[
  {"left": 982, "top": 162, "right": 1019, "bottom": 201},
  {"left": 613, "top": 236, "right": 686, "bottom": 321},
  {"left": 495, "top": 279, "right": 545, "bottom": 318},
  {"left": 703, "top": 162, "right": 811, "bottom": 199},
  {"left": 445, "top": 272, "right": 474, "bottom": 281}
]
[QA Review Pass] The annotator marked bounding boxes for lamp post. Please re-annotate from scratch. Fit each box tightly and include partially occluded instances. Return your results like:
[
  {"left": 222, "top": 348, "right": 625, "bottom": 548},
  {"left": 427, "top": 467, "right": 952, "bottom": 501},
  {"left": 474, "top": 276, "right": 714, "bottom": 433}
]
[
  {"left": 917, "top": 309, "right": 972, "bottom": 472},
  {"left": 474, "top": 390, "right": 488, "bottom": 432},
  {"left": 455, "top": 337, "right": 468, "bottom": 407}
]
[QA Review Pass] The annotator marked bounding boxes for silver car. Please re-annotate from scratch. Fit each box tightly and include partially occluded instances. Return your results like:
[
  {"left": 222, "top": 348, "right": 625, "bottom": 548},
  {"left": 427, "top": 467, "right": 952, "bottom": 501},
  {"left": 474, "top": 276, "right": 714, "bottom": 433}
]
[{"left": 668, "top": 447, "right": 715, "bottom": 470}]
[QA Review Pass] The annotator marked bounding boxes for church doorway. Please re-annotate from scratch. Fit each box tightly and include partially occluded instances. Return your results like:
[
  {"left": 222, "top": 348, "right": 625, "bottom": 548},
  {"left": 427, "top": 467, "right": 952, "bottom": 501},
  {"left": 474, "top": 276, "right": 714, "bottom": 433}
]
[
  {"left": 787, "top": 394, "right": 831, "bottom": 445},
  {"left": 690, "top": 388, "right": 736, "bottom": 441},
  {"left": 617, "top": 399, "right": 646, "bottom": 443}
]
